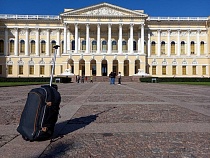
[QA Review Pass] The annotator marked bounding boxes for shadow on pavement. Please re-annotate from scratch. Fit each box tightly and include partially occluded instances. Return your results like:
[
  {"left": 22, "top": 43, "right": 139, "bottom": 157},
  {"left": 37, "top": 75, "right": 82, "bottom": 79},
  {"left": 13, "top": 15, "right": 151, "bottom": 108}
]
[{"left": 51, "top": 107, "right": 116, "bottom": 142}]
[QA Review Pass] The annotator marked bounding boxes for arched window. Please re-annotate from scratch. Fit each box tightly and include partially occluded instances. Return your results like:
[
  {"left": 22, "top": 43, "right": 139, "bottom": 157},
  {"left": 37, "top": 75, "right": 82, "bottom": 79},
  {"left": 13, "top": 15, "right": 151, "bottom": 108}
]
[
  {"left": 171, "top": 41, "right": 175, "bottom": 55},
  {"left": 151, "top": 41, "right": 156, "bottom": 55},
  {"left": 82, "top": 40, "right": 86, "bottom": 50},
  {"left": 102, "top": 41, "right": 107, "bottom": 51},
  {"left": 122, "top": 41, "right": 127, "bottom": 51},
  {"left": 0, "top": 40, "right": 4, "bottom": 54},
  {"left": 10, "top": 40, "right": 14, "bottom": 55},
  {"left": 112, "top": 41, "right": 117, "bottom": 51},
  {"left": 71, "top": 40, "right": 75, "bottom": 50},
  {"left": 181, "top": 41, "right": 185, "bottom": 55},
  {"left": 191, "top": 41, "right": 195, "bottom": 54},
  {"left": 20, "top": 40, "right": 25, "bottom": 53},
  {"left": 51, "top": 40, "right": 56, "bottom": 54},
  {"left": 133, "top": 41, "right": 137, "bottom": 51},
  {"left": 41, "top": 40, "right": 46, "bottom": 54},
  {"left": 30, "top": 40, "right": 35, "bottom": 54},
  {"left": 92, "top": 40, "right": 97, "bottom": 51},
  {"left": 161, "top": 41, "right": 165, "bottom": 54},
  {"left": 200, "top": 41, "right": 204, "bottom": 55}
]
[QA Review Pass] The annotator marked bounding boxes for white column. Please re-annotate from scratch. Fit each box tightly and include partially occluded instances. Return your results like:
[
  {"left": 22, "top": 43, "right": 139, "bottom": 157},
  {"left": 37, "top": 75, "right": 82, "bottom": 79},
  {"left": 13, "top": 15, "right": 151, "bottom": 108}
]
[
  {"left": 130, "top": 24, "right": 134, "bottom": 54},
  {"left": 14, "top": 28, "right": 19, "bottom": 56},
  {"left": 56, "top": 29, "right": 60, "bottom": 56},
  {"left": 25, "top": 28, "right": 29, "bottom": 56},
  {"left": 141, "top": 24, "right": 145, "bottom": 54},
  {"left": 157, "top": 30, "right": 161, "bottom": 56},
  {"left": 167, "top": 29, "right": 171, "bottom": 56},
  {"left": 197, "top": 29, "right": 200, "bottom": 56},
  {"left": 177, "top": 30, "right": 180, "bottom": 56},
  {"left": 75, "top": 24, "right": 78, "bottom": 53},
  {"left": 138, "top": 31, "right": 141, "bottom": 53},
  {"left": 63, "top": 24, "right": 67, "bottom": 54},
  {"left": 86, "top": 24, "right": 90, "bottom": 53},
  {"left": 67, "top": 29, "right": 70, "bottom": 53},
  {"left": 46, "top": 29, "right": 50, "bottom": 56},
  {"left": 108, "top": 24, "right": 112, "bottom": 54},
  {"left": 118, "top": 24, "right": 122, "bottom": 54},
  {"left": 187, "top": 30, "right": 191, "bottom": 56},
  {"left": 35, "top": 28, "right": 39, "bottom": 56},
  {"left": 97, "top": 24, "right": 101, "bottom": 53},
  {"left": 148, "top": 31, "right": 151, "bottom": 57},
  {"left": 4, "top": 28, "right": 8, "bottom": 56}
]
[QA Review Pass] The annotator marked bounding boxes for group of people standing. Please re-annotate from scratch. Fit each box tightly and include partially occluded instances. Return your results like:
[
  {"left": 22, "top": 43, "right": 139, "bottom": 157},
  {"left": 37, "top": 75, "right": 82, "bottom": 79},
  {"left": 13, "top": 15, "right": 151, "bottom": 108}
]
[
  {"left": 76, "top": 75, "right": 93, "bottom": 83},
  {"left": 109, "top": 71, "right": 121, "bottom": 85}
]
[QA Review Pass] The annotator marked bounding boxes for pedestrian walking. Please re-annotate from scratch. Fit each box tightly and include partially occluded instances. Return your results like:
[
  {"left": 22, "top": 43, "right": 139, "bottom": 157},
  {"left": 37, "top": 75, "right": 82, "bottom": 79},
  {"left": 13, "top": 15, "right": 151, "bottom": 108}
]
[{"left": 118, "top": 72, "right": 121, "bottom": 85}]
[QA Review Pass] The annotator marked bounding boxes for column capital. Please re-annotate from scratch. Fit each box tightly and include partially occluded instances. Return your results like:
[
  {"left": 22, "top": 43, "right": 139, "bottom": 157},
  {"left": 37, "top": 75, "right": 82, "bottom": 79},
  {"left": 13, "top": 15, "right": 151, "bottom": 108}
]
[
  {"left": 157, "top": 29, "right": 161, "bottom": 33},
  {"left": 197, "top": 29, "right": 201, "bottom": 33},
  {"left": 130, "top": 23, "right": 134, "bottom": 27}
]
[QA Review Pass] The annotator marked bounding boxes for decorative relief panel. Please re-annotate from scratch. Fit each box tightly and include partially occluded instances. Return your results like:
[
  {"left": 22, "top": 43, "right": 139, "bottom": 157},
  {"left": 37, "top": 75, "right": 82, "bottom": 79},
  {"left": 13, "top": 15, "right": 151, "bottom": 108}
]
[
  {"left": 30, "top": 31, "right": 36, "bottom": 36},
  {"left": 83, "top": 7, "right": 125, "bottom": 16},
  {"left": 18, "top": 58, "right": 24, "bottom": 65},
  {"left": 170, "top": 31, "right": 177, "bottom": 36},
  {"left": 161, "top": 32, "right": 167, "bottom": 36},
  {"left": 50, "top": 30, "right": 57, "bottom": 36},
  {"left": 19, "top": 30, "right": 25, "bottom": 35},
  {"left": 40, "top": 31, "right": 47, "bottom": 36},
  {"left": 180, "top": 32, "right": 187, "bottom": 36},
  {"left": 39, "top": 58, "right": 45, "bottom": 65},
  {"left": 190, "top": 32, "right": 196, "bottom": 36}
]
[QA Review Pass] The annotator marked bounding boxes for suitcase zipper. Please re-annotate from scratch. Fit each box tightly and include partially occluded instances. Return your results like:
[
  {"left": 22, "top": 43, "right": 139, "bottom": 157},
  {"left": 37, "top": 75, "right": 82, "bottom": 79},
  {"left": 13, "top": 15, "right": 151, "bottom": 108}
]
[{"left": 36, "top": 88, "right": 48, "bottom": 138}]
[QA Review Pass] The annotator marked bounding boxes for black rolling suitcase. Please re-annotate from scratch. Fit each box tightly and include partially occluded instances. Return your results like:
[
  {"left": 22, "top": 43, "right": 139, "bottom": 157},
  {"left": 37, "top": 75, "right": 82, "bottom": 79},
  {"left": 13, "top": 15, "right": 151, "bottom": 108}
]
[{"left": 17, "top": 45, "right": 61, "bottom": 141}]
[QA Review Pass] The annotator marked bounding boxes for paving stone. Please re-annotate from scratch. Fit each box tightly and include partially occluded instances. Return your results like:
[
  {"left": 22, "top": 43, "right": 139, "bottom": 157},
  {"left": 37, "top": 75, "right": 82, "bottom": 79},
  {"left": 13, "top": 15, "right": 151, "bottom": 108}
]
[{"left": 0, "top": 82, "right": 210, "bottom": 157}]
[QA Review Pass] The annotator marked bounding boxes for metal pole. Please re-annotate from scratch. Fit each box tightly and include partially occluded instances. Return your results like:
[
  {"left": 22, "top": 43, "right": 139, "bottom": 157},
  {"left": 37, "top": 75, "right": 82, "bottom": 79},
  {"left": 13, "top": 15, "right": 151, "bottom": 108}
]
[{"left": 50, "top": 45, "right": 60, "bottom": 87}]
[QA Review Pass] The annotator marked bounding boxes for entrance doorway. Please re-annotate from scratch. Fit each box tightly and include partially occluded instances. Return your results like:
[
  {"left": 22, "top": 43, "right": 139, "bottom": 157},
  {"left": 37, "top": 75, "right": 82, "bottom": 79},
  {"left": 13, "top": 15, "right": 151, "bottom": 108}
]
[{"left": 101, "top": 60, "right": 107, "bottom": 76}]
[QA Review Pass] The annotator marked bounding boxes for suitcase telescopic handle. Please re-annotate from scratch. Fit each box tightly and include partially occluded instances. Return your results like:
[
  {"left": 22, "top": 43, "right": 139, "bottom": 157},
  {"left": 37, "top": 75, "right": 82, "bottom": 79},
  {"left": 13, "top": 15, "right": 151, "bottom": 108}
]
[{"left": 50, "top": 45, "right": 60, "bottom": 87}]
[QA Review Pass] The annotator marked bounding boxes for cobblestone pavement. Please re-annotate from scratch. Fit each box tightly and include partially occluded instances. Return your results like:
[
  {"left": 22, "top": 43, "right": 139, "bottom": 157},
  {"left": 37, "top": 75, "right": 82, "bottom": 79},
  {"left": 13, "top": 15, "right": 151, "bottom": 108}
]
[{"left": 0, "top": 82, "right": 210, "bottom": 158}]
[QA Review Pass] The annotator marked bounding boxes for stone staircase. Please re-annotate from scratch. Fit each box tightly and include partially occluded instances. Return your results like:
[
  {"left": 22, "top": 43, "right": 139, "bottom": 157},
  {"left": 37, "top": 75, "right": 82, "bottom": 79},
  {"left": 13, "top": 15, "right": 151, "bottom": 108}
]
[{"left": 91, "top": 76, "right": 140, "bottom": 82}]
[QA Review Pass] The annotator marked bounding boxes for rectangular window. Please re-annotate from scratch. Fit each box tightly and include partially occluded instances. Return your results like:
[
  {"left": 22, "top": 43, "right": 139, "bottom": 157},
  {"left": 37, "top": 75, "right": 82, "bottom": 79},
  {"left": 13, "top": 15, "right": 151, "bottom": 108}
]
[
  {"left": 202, "top": 66, "right": 206, "bottom": 75},
  {"left": 162, "top": 66, "right": 166, "bottom": 75},
  {"left": 152, "top": 66, "right": 156, "bottom": 75},
  {"left": 8, "top": 65, "right": 12, "bottom": 74},
  {"left": 40, "top": 65, "right": 45, "bottom": 75},
  {"left": 172, "top": 66, "right": 176, "bottom": 75},
  {"left": 192, "top": 66, "right": 196, "bottom": 75},
  {"left": 182, "top": 66, "right": 186, "bottom": 75},
  {"left": 29, "top": 65, "right": 34, "bottom": 75},
  {"left": 19, "top": 65, "right": 23, "bottom": 75},
  {"left": 0, "top": 65, "right": 2, "bottom": 74}
]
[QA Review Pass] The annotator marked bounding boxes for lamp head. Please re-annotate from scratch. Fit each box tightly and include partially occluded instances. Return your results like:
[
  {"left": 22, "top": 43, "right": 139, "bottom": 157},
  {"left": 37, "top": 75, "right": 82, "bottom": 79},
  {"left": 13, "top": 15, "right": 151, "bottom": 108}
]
[{"left": 53, "top": 45, "right": 60, "bottom": 49}]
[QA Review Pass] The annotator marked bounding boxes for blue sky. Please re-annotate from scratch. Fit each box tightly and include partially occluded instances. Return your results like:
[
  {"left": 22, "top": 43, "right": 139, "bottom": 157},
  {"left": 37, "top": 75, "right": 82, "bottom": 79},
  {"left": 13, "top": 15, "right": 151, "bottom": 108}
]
[{"left": 0, "top": 0, "right": 209, "bottom": 17}]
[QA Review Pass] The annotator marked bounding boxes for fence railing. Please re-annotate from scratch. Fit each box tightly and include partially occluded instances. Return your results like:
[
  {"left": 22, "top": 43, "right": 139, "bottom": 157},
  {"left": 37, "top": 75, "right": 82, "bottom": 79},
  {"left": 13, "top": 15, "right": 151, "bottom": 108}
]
[{"left": 0, "top": 14, "right": 60, "bottom": 20}]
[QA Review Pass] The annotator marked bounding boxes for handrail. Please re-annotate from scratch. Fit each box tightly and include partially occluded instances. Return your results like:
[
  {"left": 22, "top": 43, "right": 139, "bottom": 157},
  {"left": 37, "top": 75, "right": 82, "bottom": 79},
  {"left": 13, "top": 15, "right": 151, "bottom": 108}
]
[
  {"left": 0, "top": 14, "right": 208, "bottom": 21},
  {"left": 148, "top": 17, "right": 208, "bottom": 21},
  {"left": 0, "top": 14, "right": 60, "bottom": 20}
]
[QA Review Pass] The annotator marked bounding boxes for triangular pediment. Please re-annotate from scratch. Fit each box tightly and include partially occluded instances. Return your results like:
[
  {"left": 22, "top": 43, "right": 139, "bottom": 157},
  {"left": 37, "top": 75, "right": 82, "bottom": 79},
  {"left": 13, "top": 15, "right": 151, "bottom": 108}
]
[{"left": 61, "top": 3, "right": 147, "bottom": 18}]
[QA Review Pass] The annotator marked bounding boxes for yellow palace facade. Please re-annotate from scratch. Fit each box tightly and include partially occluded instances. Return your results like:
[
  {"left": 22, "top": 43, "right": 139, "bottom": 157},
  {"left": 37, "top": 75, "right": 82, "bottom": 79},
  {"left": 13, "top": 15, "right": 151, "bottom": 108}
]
[{"left": 0, "top": 3, "right": 210, "bottom": 78}]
